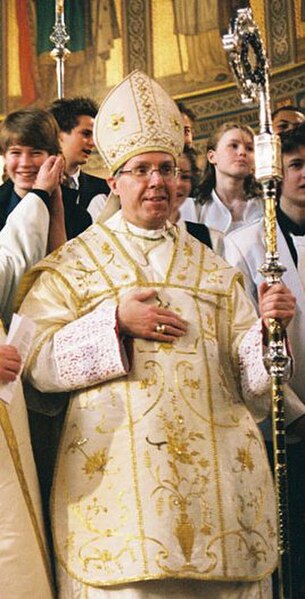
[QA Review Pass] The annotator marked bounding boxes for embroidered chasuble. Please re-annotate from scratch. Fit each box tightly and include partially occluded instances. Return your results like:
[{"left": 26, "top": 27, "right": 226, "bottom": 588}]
[
  {"left": 19, "top": 212, "right": 277, "bottom": 590},
  {"left": 0, "top": 324, "right": 53, "bottom": 598}
]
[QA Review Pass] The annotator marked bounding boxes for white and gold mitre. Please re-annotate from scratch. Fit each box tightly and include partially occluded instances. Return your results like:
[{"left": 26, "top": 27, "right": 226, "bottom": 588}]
[{"left": 94, "top": 69, "right": 184, "bottom": 174}]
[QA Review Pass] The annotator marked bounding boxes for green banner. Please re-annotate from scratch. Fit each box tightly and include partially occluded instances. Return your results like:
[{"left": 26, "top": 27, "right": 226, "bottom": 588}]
[{"left": 35, "top": 0, "right": 91, "bottom": 55}]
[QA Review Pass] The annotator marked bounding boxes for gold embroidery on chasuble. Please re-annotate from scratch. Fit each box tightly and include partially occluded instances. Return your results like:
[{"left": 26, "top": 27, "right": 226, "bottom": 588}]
[
  {"left": 47, "top": 223, "right": 276, "bottom": 585},
  {"left": 0, "top": 401, "right": 53, "bottom": 591}
]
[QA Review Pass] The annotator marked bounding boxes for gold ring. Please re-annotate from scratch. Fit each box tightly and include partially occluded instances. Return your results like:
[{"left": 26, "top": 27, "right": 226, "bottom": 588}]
[{"left": 156, "top": 323, "right": 166, "bottom": 333}]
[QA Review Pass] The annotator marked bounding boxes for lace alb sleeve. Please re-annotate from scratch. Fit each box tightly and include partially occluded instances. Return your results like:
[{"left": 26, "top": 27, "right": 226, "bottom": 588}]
[
  {"left": 239, "top": 319, "right": 270, "bottom": 398},
  {"left": 238, "top": 318, "right": 292, "bottom": 422},
  {"left": 53, "top": 304, "right": 130, "bottom": 390}
]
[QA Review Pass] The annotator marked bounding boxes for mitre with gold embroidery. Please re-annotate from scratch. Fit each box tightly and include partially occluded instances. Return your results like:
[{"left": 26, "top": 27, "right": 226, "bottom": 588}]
[{"left": 93, "top": 69, "right": 184, "bottom": 175}]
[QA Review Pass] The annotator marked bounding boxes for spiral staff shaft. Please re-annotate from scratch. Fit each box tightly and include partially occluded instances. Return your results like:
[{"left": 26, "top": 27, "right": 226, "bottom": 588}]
[{"left": 222, "top": 9, "right": 291, "bottom": 598}]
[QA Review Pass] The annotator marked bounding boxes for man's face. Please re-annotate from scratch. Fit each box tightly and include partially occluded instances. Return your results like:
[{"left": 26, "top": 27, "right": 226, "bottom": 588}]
[
  {"left": 273, "top": 109, "right": 305, "bottom": 134},
  {"left": 282, "top": 146, "right": 305, "bottom": 208},
  {"left": 108, "top": 152, "right": 177, "bottom": 230},
  {"left": 59, "top": 115, "right": 95, "bottom": 172},
  {"left": 4, "top": 145, "right": 49, "bottom": 197},
  {"left": 181, "top": 113, "right": 194, "bottom": 147}
]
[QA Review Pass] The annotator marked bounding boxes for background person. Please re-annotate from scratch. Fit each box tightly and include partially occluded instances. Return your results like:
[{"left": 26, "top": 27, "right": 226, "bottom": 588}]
[
  {"left": 189, "top": 121, "right": 263, "bottom": 234},
  {"left": 176, "top": 101, "right": 197, "bottom": 148},
  {"left": 170, "top": 144, "right": 223, "bottom": 252},
  {"left": 0, "top": 323, "right": 54, "bottom": 598},
  {"left": 0, "top": 108, "right": 92, "bottom": 556},
  {"left": 0, "top": 108, "right": 91, "bottom": 325},
  {"left": 170, "top": 145, "right": 199, "bottom": 223},
  {"left": 224, "top": 123, "right": 305, "bottom": 598},
  {"left": 0, "top": 109, "right": 65, "bottom": 324},
  {"left": 0, "top": 162, "right": 61, "bottom": 324},
  {"left": 272, "top": 105, "right": 305, "bottom": 134},
  {"left": 49, "top": 96, "right": 110, "bottom": 208}
]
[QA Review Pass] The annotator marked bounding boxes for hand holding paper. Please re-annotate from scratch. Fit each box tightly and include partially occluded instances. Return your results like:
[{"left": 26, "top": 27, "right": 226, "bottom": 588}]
[{"left": 0, "top": 314, "right": 36, "bottom": 404}]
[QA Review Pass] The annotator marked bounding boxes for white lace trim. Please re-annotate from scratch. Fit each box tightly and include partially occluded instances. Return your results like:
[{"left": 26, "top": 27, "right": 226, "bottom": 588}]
[
  {"left": 54, "top": 305, "right": 129, "bottom": 390},
  {"left": 239, "top": 319, "right": 292, "bottom": 400},
  {"left": 238, "top": 319, "right": 270, "bottom": 399}
]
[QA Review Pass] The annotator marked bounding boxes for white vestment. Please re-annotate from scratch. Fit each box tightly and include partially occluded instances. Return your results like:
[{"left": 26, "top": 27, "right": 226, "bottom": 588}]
[
  {"left": 0, "top": 324, "right": 54, "bottom": 598},
  {"left": 0, "top": 192, "right": 49, "bottom": 325},
  {"left": 224, "top": 218, "right": 305, "bottom": 437},
  {"left": 19, "top": 212, "right": 278, "bottom": 597},
  {"left": 196, "top": 190, "right": 263, "bottom": 234},
  {"left": 87, "top": 193, "right": 109, "bottom": 221}
]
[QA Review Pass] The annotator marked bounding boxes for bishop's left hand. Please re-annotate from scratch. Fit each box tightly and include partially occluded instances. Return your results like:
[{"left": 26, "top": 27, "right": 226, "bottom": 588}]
[{"left": 258, "top": 281, "right": 296, "bottom": 330}]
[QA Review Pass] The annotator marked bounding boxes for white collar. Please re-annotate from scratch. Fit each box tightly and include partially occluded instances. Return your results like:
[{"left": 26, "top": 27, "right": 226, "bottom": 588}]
[
  {"left": 68, "top": 167, "right": 81, "bottom": 189},
  {"left": 104, "top": 210, "right": 177, "bottom": 240},
  {"left": 200, "top": 189, "right": 263, "bottom": 234}
]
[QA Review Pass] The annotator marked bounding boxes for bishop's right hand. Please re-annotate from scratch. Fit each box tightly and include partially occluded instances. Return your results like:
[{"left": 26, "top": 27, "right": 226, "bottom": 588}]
[{"left": 118, "top": 288, "right": 188, "bottom": 342}]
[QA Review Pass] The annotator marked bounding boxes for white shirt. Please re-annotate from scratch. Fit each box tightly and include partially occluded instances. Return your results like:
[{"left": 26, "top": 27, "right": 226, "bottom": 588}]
[
  {"left": 0, "top": 192, "right": 49, "bottom": 325},
  {"left": 179, "top": 196, "right": 199, "bottom": 222},
  {"left": 65, "top": 167, "right": 80, "bottom": 190},
  {"left": 87, "top": 193, "right": 109, "bottom": 221},
  {"left": 197, "top": 189, "right": 263, "bottom": 234}
]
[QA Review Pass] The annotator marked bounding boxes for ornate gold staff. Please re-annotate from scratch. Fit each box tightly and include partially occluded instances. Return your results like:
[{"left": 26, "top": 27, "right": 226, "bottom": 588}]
[
  {"left": 49, "top": 0, "right": 70, "bottom": 98},
  {"left": 223, "top": 9, "right": 291, "bottom": 598}
]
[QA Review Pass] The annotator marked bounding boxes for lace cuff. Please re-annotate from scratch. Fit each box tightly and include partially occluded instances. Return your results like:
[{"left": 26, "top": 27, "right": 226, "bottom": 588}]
[
  {"left": 54, "top": 304, "right": 130, "bottom": 390},
  {"left": 239, "top": 318, "right": 292, "bottom": 398},
  {"left": 239, "top": 319, "right": 270, "bottom": 398}
]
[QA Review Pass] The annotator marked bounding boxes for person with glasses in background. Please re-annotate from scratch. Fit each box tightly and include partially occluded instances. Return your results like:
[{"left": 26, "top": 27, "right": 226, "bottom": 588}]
[
  {"left": 170, "top": 145, "right": 223, "bottom": 252},
  {"left": 18, "top": 70, "right": 295, "bottom": 599},
  {"left": 176, "top": 101, "right": 197, "bottom": 149}
]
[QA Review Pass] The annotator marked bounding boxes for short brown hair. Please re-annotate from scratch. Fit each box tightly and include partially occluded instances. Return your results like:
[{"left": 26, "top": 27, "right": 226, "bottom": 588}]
[
  {"left": 48, "top": 97, "right": 98, "bottom": 133},
  {"left": 0, "top": 108, "right": 60, "bottom": 155}
]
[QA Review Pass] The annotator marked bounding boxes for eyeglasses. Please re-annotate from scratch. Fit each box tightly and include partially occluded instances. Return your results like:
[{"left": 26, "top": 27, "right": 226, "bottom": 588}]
[{"left": 117, "top": 164, "right": 179, "bottom": 180}]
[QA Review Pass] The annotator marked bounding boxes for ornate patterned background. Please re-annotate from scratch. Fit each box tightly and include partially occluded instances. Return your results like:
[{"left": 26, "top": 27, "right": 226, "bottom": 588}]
[
  {"left": 112, "top": 0, "right": 305, "bottom": 161},
  {"left": 1, "top": 0, "right": 305, "bottom": 156},
  {"left": 121, "top": 0, "right": 305, "bottom": 152}
]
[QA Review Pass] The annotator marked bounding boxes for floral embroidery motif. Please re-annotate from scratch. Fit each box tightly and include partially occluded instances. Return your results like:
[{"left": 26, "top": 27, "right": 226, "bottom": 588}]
[
  {"left": 101, "top": 242, "right": 113, "bottom": 256},
  {"left": 233, "top": 428, "right": 260, "bottom": 474},
  {"left": 64, "top": 532, "right": 75, "bottom": 552},
  {"left": 176, "top": 241, "right": 196, "bottom": 281},
  {"left": 66, "top": 425, "right": 111, "bottom": 480},
  {"left": 235, "top": 446, "right": 255, "bottom": 473},
  {"left": 145, "top": 404, "right": 212, "bottom": 566},
  {"left": 82, "top": 449, "right": 109, "bottom": 478}
]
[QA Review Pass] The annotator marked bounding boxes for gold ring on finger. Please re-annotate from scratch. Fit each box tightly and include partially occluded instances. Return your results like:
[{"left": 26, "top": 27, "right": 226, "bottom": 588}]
[{"left": 156, "top": 323, "right": 166, "bottom": 333}]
